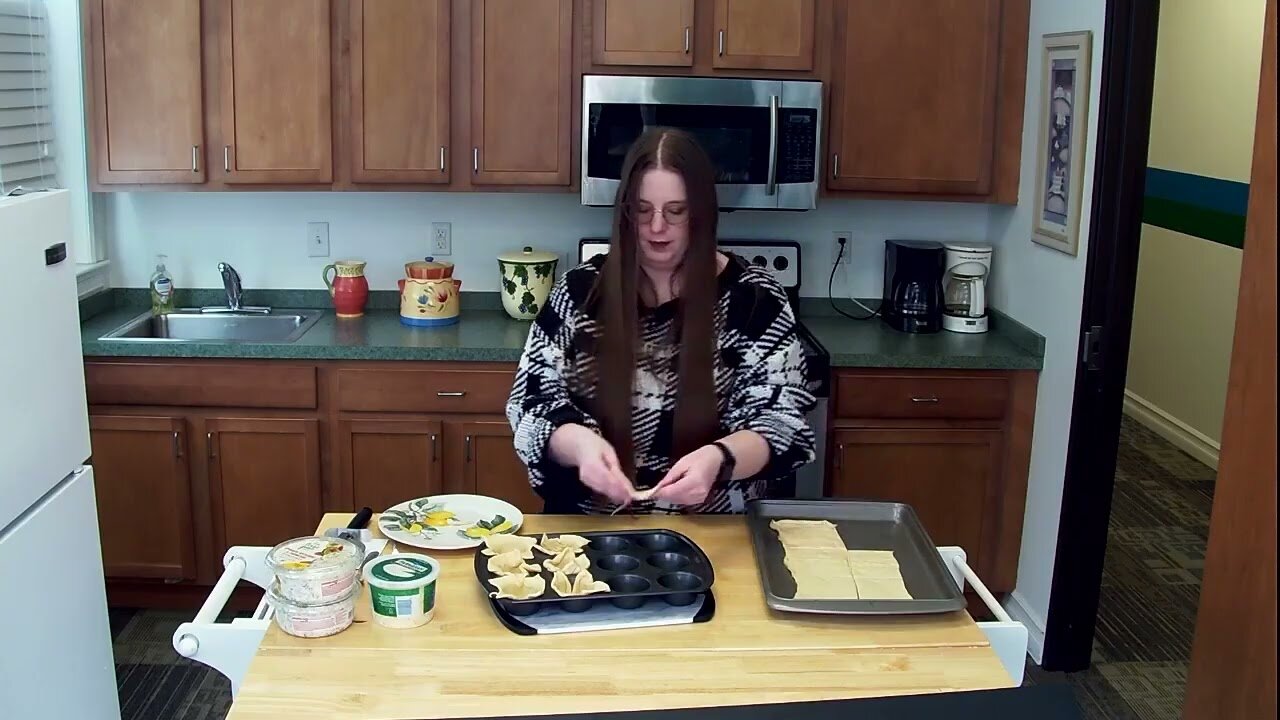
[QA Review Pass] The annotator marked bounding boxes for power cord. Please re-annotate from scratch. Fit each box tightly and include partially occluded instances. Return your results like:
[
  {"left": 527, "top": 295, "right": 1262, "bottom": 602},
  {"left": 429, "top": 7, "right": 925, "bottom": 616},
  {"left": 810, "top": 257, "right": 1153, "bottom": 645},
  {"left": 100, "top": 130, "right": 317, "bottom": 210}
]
[{"left": 828, "top": 236, "right": 880, "bottom": 321}]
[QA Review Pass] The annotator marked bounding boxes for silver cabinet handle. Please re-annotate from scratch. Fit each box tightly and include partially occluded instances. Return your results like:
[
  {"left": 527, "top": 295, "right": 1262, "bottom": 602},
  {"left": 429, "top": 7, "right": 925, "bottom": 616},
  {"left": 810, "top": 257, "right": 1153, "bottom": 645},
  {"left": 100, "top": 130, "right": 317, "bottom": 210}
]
[
  {"left": 172, "top": 431, "right": 182, "bottom": 459},
  {"left": 472, "top": 147, "right": 479, "bottom": 173},
  {"left": 436, "top": 391, "right": 466, "bottom": 397},
  {"left": 191, "top": 145, "right": 199, "bottom": 173},
  {"left": 223, "top": 145, "right": 230, "bottom": 173},
  {"left": 439, "top": 146, "right": 446, "bottom": 172},
  {"left": 910, "top": 396, "right": 941, "bottom": 404},
  {"left": 684, "top": 27, "right": 691, "bottom": 54},
  {"left": 718, "top": 29, "right": 725, "bottom": 56},
  {"left": 207, "top": 431, "right": 216, "bottom": 458},
  {"left": 765, "top": 95, "right": 779, "bottom": 196},
  {"left": 832, "top": 153, "right": 840, "bottom": 178},
  {"left": 430, "top": 433, "right": 438, "bottom": 461},
  {"left": 465, "top": 435, "right": 472, "bottom": 462}
]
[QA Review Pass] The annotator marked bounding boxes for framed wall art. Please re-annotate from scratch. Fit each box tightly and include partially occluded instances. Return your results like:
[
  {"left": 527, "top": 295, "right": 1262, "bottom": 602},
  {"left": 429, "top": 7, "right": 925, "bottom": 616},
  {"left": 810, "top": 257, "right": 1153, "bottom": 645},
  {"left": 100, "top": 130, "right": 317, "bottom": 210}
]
[{"left": 1032, "top": 31, "right": 1093, "bottom": 255}]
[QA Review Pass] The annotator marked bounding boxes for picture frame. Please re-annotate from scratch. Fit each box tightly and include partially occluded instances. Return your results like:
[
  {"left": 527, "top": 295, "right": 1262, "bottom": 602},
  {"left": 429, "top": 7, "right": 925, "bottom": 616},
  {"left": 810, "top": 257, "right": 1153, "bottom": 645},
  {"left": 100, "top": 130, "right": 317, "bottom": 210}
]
[{"left": 1032, "top": 31, "right": 1093, "bottom": 256}]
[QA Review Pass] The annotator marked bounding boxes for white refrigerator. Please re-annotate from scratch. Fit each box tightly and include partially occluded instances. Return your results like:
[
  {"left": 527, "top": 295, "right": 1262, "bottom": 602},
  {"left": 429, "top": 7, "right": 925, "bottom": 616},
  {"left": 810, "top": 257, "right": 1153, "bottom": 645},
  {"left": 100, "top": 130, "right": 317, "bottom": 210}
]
[{"left": 0, "top": 190, "right": 121, "bottom": 719}]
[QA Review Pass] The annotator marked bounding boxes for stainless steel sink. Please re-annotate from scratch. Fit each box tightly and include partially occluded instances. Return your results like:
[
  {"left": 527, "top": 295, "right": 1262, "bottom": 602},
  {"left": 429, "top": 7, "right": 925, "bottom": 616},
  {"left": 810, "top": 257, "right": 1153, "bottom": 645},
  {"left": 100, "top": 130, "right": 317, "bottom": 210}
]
[{"left": 99, "top": 309, "right": 323, "bottom": 343}]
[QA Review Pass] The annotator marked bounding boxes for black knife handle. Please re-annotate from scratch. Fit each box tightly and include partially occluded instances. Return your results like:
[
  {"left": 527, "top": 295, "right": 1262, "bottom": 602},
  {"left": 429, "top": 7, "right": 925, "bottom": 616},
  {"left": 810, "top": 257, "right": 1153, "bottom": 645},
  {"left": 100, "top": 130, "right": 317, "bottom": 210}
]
[{"left": 348, "top": 506, "right": 373, "bottom": 530}]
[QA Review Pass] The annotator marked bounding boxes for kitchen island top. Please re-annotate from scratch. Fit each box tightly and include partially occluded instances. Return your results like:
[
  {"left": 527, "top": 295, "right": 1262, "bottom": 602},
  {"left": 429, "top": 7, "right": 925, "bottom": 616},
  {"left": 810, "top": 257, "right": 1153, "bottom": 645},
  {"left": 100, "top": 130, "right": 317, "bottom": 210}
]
[
  {"left": 80, "top": 291, "right": 1043, "bottom": 369},
  {"left": 227, "top": 514, "right": 1013, "bottom": 720}
]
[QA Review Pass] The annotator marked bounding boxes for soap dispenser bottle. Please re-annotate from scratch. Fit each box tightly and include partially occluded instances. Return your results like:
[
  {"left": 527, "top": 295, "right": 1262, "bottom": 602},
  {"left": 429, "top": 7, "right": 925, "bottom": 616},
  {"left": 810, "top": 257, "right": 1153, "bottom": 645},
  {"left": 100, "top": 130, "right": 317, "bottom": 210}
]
[{"left": 150, "top": 254, "right": 176, "bottom": 315}]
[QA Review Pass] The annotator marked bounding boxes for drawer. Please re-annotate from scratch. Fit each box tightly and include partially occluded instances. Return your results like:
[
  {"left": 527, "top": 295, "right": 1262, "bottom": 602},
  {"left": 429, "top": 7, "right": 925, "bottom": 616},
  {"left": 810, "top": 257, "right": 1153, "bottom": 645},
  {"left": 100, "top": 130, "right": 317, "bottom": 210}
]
[
  {"left": 336, "top": 367, "right": 516, "bottom": 414},
  {"left": 834, "top": 373, "right": 1009, "bottom": 420},
  {"left": 85, "top": 362, "right": 317, "bottom": 409}
]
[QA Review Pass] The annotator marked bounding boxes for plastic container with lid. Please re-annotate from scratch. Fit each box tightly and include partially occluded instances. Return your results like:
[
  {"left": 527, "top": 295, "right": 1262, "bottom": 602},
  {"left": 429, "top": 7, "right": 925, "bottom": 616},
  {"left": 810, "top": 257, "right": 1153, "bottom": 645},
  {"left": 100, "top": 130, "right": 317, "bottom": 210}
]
[
  {"left": 268, "top": 582, "right": 356, "bottom": 638},
  {"left": 266, "top": 536, "right": 362, "bottom": 604},
  {"left": 364, "top": 553, "right": 440, "bottom": 629}
]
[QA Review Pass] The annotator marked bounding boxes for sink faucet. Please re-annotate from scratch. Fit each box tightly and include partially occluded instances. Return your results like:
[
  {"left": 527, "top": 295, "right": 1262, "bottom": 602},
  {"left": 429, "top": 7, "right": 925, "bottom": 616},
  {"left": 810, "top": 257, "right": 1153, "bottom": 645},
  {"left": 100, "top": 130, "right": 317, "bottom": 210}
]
[
  {"left": 218, "top": 262, "right": 243, "bottom": 311},
  {"left": 203, "top": 262, "right": 269, "bottom": 314}
]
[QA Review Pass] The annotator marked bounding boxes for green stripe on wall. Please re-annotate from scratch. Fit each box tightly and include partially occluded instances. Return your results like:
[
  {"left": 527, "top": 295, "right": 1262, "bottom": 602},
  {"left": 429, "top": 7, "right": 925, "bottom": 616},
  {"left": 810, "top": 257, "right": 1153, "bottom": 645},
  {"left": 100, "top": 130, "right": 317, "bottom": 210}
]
[{"left": 1142, "top": 196, "right": 1247, "bottom": 249}]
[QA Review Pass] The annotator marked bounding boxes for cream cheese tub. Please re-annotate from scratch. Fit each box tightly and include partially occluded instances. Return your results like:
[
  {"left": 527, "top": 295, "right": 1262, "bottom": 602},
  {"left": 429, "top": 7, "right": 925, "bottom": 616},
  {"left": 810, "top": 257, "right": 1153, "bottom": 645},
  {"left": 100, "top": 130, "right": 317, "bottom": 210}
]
[
  {"left": 364, "top": 554, "right": 440, "bottom": 629},
  {"left": 268, "top": 582, "right": 357, "bottom": 638},
  {"left": 266, "top": 536, "right": 362, "bottom": 604}
]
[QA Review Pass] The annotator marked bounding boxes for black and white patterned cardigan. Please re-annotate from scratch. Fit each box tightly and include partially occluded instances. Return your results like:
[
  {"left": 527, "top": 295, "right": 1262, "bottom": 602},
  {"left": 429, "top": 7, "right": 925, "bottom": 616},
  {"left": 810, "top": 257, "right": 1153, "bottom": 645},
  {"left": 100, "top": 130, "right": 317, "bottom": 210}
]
[{"left": 505, "top": 253, "right": 816, "bottom": 515}]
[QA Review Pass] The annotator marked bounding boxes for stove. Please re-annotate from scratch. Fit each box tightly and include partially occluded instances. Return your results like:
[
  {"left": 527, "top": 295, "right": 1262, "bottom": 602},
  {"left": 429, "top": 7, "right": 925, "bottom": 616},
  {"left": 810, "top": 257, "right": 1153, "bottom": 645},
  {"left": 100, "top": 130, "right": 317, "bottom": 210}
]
[{"left": 577, "top": 239, "right": 831, "bottom": 498}]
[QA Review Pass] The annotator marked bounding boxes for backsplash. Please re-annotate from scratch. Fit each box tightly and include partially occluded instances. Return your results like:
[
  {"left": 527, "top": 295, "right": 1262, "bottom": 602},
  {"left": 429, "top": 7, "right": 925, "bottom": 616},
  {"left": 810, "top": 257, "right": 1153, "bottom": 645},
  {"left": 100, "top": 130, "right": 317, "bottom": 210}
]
[{"left": 104, "top": 192, "right": 995, "bottom": 298}]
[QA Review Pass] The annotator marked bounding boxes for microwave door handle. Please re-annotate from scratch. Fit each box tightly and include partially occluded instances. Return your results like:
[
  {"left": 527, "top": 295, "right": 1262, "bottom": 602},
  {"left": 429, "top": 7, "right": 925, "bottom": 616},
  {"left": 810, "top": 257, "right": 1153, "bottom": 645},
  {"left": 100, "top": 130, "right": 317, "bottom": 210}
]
[{"left": 766, "top": 95, "right": 779, "bottom": 196}]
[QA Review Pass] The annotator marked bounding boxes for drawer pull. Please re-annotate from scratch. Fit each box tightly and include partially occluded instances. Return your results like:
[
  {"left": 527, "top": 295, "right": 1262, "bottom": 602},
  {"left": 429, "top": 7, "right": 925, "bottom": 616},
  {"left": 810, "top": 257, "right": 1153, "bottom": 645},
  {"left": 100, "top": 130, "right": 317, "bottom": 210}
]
[
  {"left": 910, "top": 396, "right": 941, "bottom": 404},
  {"left": 436, "top": 391, "right": 467, "bottom": 397}
]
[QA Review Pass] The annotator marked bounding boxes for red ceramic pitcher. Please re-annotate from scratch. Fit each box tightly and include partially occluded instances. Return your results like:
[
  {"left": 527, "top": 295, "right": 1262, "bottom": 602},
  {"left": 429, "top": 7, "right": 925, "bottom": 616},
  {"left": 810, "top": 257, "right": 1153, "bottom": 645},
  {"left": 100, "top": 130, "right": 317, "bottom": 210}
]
[{"left": 323, "top": 259, "right": 369, "bottom": 318}]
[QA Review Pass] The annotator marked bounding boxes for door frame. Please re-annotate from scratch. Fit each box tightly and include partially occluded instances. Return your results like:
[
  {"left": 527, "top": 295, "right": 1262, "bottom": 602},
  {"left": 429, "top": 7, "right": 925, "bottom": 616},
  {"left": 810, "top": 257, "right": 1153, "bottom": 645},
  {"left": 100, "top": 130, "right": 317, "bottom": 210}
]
[{"left": 1039, "top": 0, "right": 1161, "bottom": 671}]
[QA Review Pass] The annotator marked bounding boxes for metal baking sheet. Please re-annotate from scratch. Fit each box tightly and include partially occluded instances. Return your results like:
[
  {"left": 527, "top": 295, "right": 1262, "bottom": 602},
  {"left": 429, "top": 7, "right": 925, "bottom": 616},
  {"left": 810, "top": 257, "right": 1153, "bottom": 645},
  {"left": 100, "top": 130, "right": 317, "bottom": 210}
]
[{"left": 747, "top": 499, "right": 965, "bottom": 615}]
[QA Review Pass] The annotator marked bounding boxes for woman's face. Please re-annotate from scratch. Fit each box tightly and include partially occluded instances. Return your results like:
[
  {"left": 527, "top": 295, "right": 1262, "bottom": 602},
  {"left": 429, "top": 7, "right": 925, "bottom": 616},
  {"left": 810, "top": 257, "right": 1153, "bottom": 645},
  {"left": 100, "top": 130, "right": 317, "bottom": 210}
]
[{"left": 633, "top": 167, "right": 691, "bottom": 272}]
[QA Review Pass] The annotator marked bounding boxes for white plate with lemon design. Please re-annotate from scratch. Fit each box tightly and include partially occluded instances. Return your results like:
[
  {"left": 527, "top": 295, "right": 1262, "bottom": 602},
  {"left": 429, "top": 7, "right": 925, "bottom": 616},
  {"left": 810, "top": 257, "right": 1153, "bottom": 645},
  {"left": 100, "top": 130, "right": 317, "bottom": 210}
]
[{"left": 378, "top": 494, "right": 523, "bottom": 551}]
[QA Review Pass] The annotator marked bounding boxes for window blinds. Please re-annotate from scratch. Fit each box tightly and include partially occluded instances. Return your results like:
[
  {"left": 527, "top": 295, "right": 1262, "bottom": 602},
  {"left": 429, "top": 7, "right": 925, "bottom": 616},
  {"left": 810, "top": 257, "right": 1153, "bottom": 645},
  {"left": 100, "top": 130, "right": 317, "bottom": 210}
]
[{"left": 0, "top": 0, "right": 55, "bottom": 196}]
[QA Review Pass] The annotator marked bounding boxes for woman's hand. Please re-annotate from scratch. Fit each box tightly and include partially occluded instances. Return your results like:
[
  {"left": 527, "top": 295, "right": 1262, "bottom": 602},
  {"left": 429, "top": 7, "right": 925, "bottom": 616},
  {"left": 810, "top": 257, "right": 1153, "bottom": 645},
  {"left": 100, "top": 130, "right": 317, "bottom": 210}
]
[
  {"left": 652, "top": 445, "right": 724, "bottom": 506},
  {"left": 550, "top": 424, "right": 634, "bottom": 505}
]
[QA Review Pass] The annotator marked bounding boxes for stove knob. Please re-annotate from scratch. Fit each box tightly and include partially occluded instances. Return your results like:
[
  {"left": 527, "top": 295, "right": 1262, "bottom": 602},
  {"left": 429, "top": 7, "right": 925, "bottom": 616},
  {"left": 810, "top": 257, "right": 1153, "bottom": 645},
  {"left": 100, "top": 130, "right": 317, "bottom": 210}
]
[
  {"left": 752, "top": 255, "right": 768, "bottom": 267},
  {"left": 773, "top": 256, "right": 790, "bottom": 271}
]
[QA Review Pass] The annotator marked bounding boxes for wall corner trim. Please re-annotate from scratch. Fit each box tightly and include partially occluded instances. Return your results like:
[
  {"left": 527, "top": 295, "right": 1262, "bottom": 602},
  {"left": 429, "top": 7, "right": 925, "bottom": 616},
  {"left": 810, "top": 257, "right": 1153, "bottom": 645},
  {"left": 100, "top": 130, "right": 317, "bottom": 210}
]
[
  {"left": 1004, "top": 590, "right": 1047, "bottom": 665},
  {"left": 1122, "top": 389, "right": 1222, "bottom": 469}
]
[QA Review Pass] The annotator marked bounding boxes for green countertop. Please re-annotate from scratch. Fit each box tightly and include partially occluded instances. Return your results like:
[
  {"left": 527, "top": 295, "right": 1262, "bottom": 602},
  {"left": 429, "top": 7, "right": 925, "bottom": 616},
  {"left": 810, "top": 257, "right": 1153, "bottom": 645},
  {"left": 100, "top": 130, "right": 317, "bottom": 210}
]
[{"left": 80, "top": 291, "right": 1043, "bottom": 370}]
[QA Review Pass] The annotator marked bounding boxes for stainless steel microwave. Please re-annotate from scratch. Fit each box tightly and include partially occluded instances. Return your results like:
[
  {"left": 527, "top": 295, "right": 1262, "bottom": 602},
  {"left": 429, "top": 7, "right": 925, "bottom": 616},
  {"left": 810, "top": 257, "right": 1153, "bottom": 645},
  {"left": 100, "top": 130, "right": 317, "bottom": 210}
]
[{"left": 581, "top": 75, "right": 822, "bottom": 211}]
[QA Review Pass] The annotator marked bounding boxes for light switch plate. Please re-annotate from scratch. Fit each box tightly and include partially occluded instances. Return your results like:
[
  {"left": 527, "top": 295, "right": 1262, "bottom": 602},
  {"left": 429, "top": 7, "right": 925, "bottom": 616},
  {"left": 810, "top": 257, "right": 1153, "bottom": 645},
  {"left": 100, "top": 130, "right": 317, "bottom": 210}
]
[{"left": 307, "top": 222, "right": 329, "bottom": 257}]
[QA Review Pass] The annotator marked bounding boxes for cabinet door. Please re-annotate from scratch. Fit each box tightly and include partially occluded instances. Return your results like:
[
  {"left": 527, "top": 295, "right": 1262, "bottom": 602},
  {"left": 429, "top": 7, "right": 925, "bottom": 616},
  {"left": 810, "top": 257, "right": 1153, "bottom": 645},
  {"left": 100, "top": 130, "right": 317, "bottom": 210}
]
[
  {"left": 591, "top": 0, "right": 693, "bottom": 67},
  {"left": 339, "top": 417, "right": 444, "bottom": 511},
  {"left": 89, "top": 415, "right": 197, "bottom": 580},
  {"left": 828, "top": 0, "right": 1001, "bottom": 194},
  {"left": 350, "top": 0, "right": 450, "bottom": 183},
  {"left": 830, "top": 428, "right": 1002, "bottom": 573},
  {"left": 712, "top": 0, "right": 815, "bottom": 71},
  {"left": 459, "top": 420, "right": 544, "bottom": 514},
  {"left": 217, "top": 0, "right": 333, "bottom": 183},
  {"left": 206, "top": 417, "right": 321, "bottom": 551},
  {"left": 89, "top": 0, "right": 205, "bottom": 184},
  {"left": 471, "top": 0, "right": 573, "bottom": 185}
]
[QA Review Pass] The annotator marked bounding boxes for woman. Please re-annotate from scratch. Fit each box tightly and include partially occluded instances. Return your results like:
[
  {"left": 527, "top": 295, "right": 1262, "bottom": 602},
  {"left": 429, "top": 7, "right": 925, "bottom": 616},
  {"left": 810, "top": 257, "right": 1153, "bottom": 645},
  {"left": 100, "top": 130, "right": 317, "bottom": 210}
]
[{"left": 506, "top": 128, "right": 815, "bottom": 514}]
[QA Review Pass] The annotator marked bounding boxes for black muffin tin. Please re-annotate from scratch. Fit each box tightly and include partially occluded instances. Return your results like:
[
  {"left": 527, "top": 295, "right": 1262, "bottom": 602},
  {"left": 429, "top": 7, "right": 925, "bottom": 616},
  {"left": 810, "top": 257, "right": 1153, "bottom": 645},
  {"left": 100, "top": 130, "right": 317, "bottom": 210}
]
[{"left": 473, "top": 530, "right": 715, "bottom": 616}]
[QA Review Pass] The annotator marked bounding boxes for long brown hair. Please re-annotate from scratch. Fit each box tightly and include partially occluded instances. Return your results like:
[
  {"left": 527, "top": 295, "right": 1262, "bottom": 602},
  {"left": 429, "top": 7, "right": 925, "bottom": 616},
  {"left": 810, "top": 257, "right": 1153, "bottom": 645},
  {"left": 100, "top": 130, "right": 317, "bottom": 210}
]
[{"left": 593, "top": 128, "right": 721, "bottom": 477}]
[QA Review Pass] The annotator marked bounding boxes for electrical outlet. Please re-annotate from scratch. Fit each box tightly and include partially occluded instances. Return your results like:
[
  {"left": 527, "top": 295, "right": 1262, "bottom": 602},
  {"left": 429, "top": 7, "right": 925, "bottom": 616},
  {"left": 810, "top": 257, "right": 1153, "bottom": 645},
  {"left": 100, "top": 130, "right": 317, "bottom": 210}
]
[
  {"left": 831, "top": 231, "right": 853, "bottom": 265},
  {"left": 307, "top": 222, "right": 329, "bottom": 257},
  {"left": 431, "top": 222, "right": 452, "bottom": 256}
]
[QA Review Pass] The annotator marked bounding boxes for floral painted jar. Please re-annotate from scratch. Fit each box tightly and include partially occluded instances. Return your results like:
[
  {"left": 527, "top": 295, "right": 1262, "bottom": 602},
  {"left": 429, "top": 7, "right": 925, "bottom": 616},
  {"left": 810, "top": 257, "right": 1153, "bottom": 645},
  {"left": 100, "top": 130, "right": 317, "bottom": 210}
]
[{"left": 497, "top": 247, "right": 559, "bottom": 320}]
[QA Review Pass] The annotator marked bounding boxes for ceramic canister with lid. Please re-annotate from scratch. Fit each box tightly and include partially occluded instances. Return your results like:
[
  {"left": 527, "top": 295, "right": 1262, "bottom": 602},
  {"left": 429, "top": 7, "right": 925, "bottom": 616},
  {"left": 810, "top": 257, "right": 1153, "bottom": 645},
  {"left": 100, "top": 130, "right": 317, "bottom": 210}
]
[{"left": 497, "top": 247, "right": 559, "bottom": 320}]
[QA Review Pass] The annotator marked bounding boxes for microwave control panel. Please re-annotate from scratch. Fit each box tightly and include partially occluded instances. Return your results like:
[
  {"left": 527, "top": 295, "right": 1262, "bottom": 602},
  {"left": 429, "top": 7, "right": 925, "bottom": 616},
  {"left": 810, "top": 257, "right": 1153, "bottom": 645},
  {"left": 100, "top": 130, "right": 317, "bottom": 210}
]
[{"left": 778, "top": 109, "right": 819, "bottom": 184}]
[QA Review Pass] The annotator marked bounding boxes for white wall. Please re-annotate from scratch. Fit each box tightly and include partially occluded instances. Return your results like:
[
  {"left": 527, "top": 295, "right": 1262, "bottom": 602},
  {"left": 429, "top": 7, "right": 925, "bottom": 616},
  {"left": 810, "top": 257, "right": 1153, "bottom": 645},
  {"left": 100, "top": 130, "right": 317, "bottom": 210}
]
[
  {"left": 104, "top": 191, "right": 993, "bottom": 298},
  {"left": 987, "top": 0, "right": 1107, "bottom": 661}
]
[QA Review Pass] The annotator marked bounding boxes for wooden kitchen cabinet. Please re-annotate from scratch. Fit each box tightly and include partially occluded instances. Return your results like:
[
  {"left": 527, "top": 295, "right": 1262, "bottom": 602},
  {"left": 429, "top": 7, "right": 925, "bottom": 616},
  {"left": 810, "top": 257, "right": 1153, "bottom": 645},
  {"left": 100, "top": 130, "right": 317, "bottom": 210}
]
[
  {"left": 88, "top": 0, "right": 205, "bottom": 184},
  {"left": 350, "top": 0, "right": 451, "bottom": 183},
  {"left": 215, "top": 0, "right": 333, "bottom": 184},
  {"left": 591, "top": 0, "right": 694, "bottom": 67},
  {"left": 460, "top": 419, "right": 544, "bottom": 514},
  {"left": 338, "top": 417, "right": 445, "bottom": 511},
  {"left": 827, "top": 0, "right": 1023, "bottom": 198},
  {"left": 205, "top": 416, "right": 322, "bottom": 552},
  {"left": 712, "top": 0, "right": 816, "bottom": 71},
  {"left": 470, "top": 0, "right": 574, "bottom": 186},
  {"left": 830, "top": 428, "right": 1002, "bottom": 571},
  {"left": 89, "top": 414, "right": 198, "bottom": 580}
]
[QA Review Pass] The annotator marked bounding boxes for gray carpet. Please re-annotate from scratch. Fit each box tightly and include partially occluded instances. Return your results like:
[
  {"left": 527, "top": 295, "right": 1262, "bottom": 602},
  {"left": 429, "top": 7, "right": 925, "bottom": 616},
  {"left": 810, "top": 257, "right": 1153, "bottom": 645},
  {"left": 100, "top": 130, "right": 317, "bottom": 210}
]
[{"left": 108, "top": 417, "right": 1211, "bottom": 719}]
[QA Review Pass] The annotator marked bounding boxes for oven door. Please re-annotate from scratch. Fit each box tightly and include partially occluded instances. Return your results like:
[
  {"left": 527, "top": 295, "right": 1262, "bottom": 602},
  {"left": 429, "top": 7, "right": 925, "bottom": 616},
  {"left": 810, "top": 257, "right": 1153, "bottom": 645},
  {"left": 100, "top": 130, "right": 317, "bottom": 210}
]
[{"left": 582, "top": 75, "right": 820, "bottom": 210}]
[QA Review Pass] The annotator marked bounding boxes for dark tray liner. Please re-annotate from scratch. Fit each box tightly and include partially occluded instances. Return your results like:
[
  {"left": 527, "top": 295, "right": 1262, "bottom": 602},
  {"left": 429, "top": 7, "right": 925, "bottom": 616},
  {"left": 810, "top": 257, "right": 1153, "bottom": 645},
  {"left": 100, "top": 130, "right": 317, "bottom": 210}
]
[
  {"left": 487, "top": 589, "right": 718, "bottom": 635},
  {"left": 473, "top": 529, "right": 716, "bottom": 616},
  {"left": 747, "top": 499, "right": 966, "bottom": 614}
]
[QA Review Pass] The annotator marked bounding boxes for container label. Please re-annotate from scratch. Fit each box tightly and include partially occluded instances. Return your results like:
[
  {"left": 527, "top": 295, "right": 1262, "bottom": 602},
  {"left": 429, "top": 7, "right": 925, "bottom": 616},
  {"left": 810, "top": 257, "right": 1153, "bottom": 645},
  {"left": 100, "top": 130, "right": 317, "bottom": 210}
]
[
  {"left": 370, "top": 557, "right": 434, "bottom": 583},
  {"left": 371, "top": 580, "right": 437, "bottom": 617}
]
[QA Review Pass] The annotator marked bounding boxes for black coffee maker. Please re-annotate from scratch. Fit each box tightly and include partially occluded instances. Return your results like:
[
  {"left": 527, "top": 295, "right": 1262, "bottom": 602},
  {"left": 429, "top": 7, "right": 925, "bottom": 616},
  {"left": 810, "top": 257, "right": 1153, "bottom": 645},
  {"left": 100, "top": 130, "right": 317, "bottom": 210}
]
[{"left": 882, "top": 240, "right": 945, "bottom": 333}]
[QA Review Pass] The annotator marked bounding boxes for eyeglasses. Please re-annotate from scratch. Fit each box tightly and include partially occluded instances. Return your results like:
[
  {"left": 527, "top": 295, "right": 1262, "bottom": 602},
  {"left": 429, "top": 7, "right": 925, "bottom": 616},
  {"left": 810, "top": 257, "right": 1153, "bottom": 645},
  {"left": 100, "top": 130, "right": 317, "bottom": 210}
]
[{"left": 624, "top": 202, "right": 690, "bottom": 226}]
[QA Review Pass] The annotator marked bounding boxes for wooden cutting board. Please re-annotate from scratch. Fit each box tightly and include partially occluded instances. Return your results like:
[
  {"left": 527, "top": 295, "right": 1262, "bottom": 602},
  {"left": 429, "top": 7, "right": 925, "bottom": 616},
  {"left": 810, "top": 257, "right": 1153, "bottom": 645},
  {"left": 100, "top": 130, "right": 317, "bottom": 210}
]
[{"left": 227, "top": 514, "right": 1012, "bottom": 719}]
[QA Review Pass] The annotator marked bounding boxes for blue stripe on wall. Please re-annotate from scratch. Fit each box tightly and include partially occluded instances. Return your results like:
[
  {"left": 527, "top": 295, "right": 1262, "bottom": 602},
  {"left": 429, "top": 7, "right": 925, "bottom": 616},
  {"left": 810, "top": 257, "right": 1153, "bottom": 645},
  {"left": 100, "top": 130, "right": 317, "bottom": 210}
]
[{"left": 1145, "top": 167, "right": 1250, "bottom": 217}]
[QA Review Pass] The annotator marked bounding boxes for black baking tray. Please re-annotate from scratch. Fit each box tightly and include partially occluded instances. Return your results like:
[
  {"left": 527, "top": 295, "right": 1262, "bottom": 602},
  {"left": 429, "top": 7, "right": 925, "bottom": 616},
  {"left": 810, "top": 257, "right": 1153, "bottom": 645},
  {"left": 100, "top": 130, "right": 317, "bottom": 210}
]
[
  {"left": 747, "top": 499, "right": 966, "bottom": 614},
  {"left": 472, "top": 529, "right": 715, "bottom": 616}
]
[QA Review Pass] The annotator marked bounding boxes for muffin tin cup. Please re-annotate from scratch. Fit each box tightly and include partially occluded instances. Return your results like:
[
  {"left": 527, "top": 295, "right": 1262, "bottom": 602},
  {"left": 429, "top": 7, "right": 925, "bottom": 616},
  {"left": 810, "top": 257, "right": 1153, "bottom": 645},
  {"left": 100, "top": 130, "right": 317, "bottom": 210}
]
[{"left": 475, "top": 529, "right": 715, "bottom": 618}]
